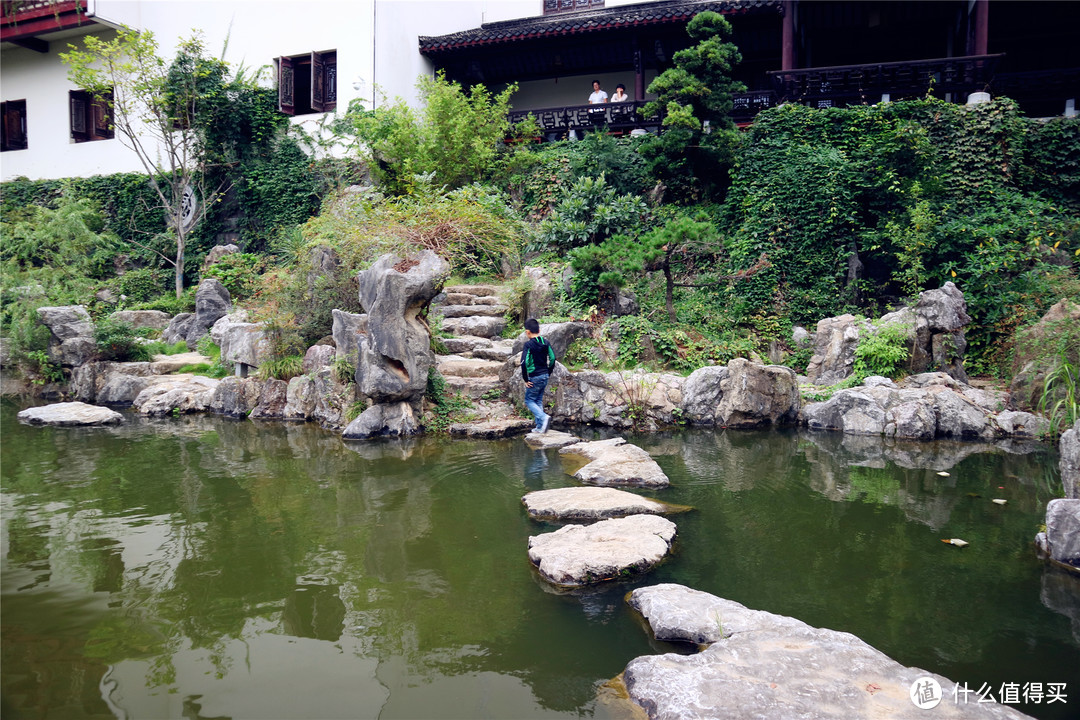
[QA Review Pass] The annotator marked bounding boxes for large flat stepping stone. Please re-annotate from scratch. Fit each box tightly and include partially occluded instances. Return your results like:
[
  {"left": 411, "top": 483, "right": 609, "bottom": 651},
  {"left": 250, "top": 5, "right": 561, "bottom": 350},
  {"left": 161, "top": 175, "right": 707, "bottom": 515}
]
[
  {"left": 442, "top": 316, "right": 506, "bottom": 339},
  {"left": 440, "top": 304, "right": 509, "bottom": 318},
  {"left": 440, "top": 336, "right": 492, "bottom": 354},
  {"left": 437, "top": 357, "right": 503, "bottom": 378},
  {"left": 522, "top": 487, "right": 689, "bottom": 522},
  {"left": 527, "top": 514, "right": 677, "bottom": 586},
  {"left": 449, "top": 417, "right": 533, "bottom": 439},
  {"left": 444, "top": 375, "right": 503, "bottom": 399},
  {"left": 18, "top": 402, "right": 123, "bottom": 426},
  {"left": 559, "top": 438, "right": 670, "bottom": 488},
  {"left": 524, "top": 430, "right": 581, "bottom": 449},
  {"left": 622, "top": 584, "right": 1031, "bottom": 719},
  {"left": 444, "top": 284, "right": 500, "bottom": 298},
  {"left": 149, "top": 352, "right": 212, "bottom": 373}
]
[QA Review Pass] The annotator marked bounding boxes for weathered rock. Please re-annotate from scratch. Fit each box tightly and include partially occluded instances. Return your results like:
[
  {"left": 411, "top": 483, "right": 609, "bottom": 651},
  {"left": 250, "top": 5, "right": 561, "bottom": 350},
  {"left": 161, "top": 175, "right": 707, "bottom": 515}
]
[
  {"left": 715, "top": 358, "right": 800, "bottom": 428},
  {"left": 440, "top": 336, "right": 491, "bottom": 354},
  {"left": 439, "top": 304, "right": 508, "bottom": 318},
  {"left": 932, "top": 387, "right": 994, "bottom": 440},
  {"left": 792, "top": 325, "right": 812, "bottom": 348},
  {"left": 200, "top": 243, "right": 240, "bottom": 272},
  {"left": 108, "top": 310, "right": 171, "bottom": 330},
  {"left": 804, "top": 389, "right": 888, "bottom": 436},
  {"left": 442, "top": 315, "right": 506, "bottom": 338},
  {"left": 522, "top": 487, "right": 684, "bottom": 522},
  {"left": 132, "top": 375, "right": 219, "bottom": 416},
  {"left": 559, "top": 437, "right": 670, "bottom": 488},
  {"left": 916, "top": 281, "right": 972, "bottom": 333},
  {"left": 522, "top": 266, "right": 555, "bottom": 320},
  {"left": 622, "top": 584, "right": 1030, "bottom": 720},
  {"left": 448, "top": 417, "right": 533, "bottom": 439},
  {"left": 147, "top": 352, "right": 210, "bottom": 374},
  {"left": 523, "top": 430, "right": 582, "bottom": 449},
  {"left": 1036, "top": 499, "right": 1080, "bottom": 573},
  {"left": 527, "top": 514, "right": 677, "bottom": 586},
  {"left": 342, "top": 401, "right": 421, "bottom": 439},
  {"left": 212, "top": 313, "right": 270, "bottom": 369},
  {"left": 510, "top": 321, "right": 594, "bottom": 359},
  {"left": 17, "top": 401, "right": 123, "bottom": 426},
  {"left": 355, "top": 251, "right": 448, "bottom": 403},
  {"left": 303, "top": 344, "right": 336, "bottom": 373},
  {"left": 1009, "top": 299, "right": 1080, "bottom": 412},
  {"left": 184, "top": 278, "right": 231, "bottom": 348},
  {"left": 805, "top": 314, "right": 868, "bottom": 385},
  {"left": 37, "top": 305, "right": 97, "bottom": 367},
  {"left": 1061, "top": 420, "right": 1080, "bottom": 499},
  {"left": 284, "top": 375, "right": 319, "bottom": 420},
  {"left": 162, "top": 313, "right": 195, "bottom": 346},
  {"left": 678, "top": 366, "right": 729, "bottom": 425},
  {"left": 602, "top": 287, "right": 639, "bottom": 317},
  {"left": 437, "top": 356, "right": 504, "bottom": 379},
  {"left": 208, "top": 376, "right": 264, "bottom": 418},
  {"left": 249, "top": 378, "right": 290, "bottom": 420},
  {"left": 331, "top": 309, "right": 369, "bottom": 367},
  {"left": 994, "top": 410, "right": 1050, "bottom": 438},
  {"left": 628, "top": 583, "right": 763, "bottom": 645}
]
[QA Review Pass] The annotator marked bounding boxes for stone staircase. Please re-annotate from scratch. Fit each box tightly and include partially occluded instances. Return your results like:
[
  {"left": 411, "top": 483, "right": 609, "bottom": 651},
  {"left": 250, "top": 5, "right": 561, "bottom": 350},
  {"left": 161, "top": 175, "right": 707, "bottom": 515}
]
[{"left": 433, "top": 284, "right": 518, "bottom": 400}]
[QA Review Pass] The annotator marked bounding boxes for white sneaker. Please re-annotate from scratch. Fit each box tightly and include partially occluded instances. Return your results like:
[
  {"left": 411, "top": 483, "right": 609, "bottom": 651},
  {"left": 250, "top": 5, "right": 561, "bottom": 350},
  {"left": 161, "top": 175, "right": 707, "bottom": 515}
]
[{"left": 540, "top": 415, "right": 551, "bottom": 434}]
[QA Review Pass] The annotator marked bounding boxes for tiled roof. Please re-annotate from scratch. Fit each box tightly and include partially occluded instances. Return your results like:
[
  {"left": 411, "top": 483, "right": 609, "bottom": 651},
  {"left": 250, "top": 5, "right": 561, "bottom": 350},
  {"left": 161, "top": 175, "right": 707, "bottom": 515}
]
[{"left": 419, "top": 0, "right": 781, "bottom": 55}]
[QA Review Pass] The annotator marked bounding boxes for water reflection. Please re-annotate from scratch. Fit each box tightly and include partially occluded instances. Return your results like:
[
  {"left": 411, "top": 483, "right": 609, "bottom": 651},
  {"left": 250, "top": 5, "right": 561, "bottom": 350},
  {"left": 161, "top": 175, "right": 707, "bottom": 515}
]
[{"left": 2, "top": 404, "right": 1076, "bottom": 720}]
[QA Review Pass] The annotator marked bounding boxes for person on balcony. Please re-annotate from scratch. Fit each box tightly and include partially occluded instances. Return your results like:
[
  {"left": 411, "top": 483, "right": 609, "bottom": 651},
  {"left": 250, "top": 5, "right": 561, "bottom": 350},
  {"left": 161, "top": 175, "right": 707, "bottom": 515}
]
[
  {"left": 611, "top": 84, "right": 629, "bottom": 102},
  {"left": 588, "top": 80, "right": 609, "bottom": 104}
]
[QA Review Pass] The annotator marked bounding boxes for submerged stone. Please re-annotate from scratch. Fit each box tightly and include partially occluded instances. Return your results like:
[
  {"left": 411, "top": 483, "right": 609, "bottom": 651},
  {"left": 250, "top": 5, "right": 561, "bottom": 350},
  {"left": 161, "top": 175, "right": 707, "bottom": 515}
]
[{"left": 522, "top": 487, "right": 686, "bottom": 522}]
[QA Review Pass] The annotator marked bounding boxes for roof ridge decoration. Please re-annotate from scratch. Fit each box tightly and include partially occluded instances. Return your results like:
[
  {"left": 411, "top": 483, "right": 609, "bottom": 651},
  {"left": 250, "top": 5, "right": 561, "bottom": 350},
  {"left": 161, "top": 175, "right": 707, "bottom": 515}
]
[{"left": 419, "top": 0, "right": 781, "bottom": 55}]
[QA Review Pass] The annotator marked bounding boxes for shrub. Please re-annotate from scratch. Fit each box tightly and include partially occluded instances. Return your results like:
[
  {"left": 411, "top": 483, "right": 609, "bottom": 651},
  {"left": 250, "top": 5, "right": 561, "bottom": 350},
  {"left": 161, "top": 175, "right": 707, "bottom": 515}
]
[
  {"left": 94, "top": 318, "right": 151, "bottom": 362},
  {"left": 534, "top": 175, "right": 649, "bottom": 253},
  {"left": 852, "top": 322, "right": 911, "bottom": 382},
  {"left": 203, "top": 252, "right": 267, "bottom": 300}
]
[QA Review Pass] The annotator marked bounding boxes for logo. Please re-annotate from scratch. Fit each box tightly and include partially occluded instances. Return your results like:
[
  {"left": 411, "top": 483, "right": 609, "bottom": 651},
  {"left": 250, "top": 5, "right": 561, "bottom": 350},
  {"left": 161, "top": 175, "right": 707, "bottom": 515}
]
[{"left": 911, "top": 677, "right": 943, "bottom": 709}]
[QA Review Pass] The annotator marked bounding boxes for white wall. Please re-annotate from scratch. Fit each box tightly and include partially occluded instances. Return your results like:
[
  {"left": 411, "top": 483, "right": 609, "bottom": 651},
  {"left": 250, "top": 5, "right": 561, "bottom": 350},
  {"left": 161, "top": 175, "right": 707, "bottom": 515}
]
[{"left": 511, "top": 70, "right": 658, "bottom": 109}]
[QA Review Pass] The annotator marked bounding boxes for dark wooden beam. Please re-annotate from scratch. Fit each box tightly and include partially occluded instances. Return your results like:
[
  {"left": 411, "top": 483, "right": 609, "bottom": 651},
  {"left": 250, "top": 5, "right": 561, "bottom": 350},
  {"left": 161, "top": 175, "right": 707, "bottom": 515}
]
[{"left": 12, "top": 36, "right": 48, "bottom": 53}]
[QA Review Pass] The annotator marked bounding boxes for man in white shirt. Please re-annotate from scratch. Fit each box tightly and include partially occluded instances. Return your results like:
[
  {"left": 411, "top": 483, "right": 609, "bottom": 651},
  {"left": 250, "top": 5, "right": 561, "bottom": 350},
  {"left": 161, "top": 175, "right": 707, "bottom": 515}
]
[{"left": 588, "top": 80, "right": 608, "bottom": 104}]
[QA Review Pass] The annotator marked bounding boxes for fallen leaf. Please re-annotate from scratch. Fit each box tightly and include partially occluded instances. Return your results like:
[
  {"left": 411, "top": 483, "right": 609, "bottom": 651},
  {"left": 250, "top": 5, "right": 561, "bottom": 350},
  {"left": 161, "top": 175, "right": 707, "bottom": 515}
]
[{"left": 866, "top": 683, "right": 882, "bottom": 695}]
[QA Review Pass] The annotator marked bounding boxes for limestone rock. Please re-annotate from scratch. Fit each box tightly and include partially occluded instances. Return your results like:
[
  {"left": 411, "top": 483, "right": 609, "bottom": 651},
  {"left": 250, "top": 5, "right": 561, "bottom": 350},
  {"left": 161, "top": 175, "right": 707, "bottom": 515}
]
[
  {"left": 679, "top": 366, "right": 728, "bottom": 425},
  {"left": 522, "top": 266, "right": 555, "bottom": 320},
  {"left": 994, "top": 410, "right": 1050, "bottom": 438},
  {"left": 284, "top": 375, "right": 319, "bottom": 420},
  {"left": 1037, "top": 499, "right": 1080, "bottom": 573},
  {"left": 355, "top": 251, "right": 448, "bottom": 403},
  {"left": 441, "top": 315, "right": 506, "bottom": 338},
  {"left": 558, "top": 437, "right": 670, "bottom": 488},
  {"left": 806, "top": 314, "right": 868, "bottom": 385},
  {"left": 439, "top": 304, "right": 508, "bottom": 318},
  {"left": 200, "top": 243, "right": 239, "bottom": 272},
  {"left": 715, "top": 358, "right": 800, "bottom": 428},
  {"left": 212, "top": 312, "right": 270, "bottom": 369},
  {"left": 510, "top": 321, "right": 594, "bottom": 359},
  {"left": 792, "top": 325, "right": 812, "bottom": 348},
  {"left": 303, "top": 344, "right": 336, "bottom": 373},
  {"left": 523, "top": 430, "right": 582, "bottom": 449},
  {"left": 132, "top": 375, "right": 219, "bottom": 416},
  {"left": 162, "top": 313, "right": 195, "bottom": 346},
  {"left": 440, "top": 336, "right": 491, "bottom": 354},
  {"left": 916, "top": 281, "right": 972, "bottom": 333},
  {"left": 208, "top": 376, "right": 264, "bottom": 418},
  {"left": 37, "top": 305, "right": 96, "bottom": 367},
  {"left": 622, "top": 584, "right": 1029, "bottom": 720},
  {"left": 250, "top": 378, "right": 289, "bottom": 420},
  {"left": 1061, "top": 420, "right": 1080, "bottom": 500},
  {"left": 527, "top": 514, "right": 677, "bottom": 586},
  {"left": 108, "top": 310, "right": 171, "bottom": 330},
  {"left": 185, "top": 278, "right": 231, "bottom": 348},
  {"left": 342, "top": 401, "right": 421, "bottom": 439},
  {"left": 448, "top": 417, "right": 533, "bottom": 439},
  {"left": 522, "top": 487, "right": 683, "bottom": 522},
  {"left": 17, "top": 401, "right": 123, "bottom": 426},
  {"left": 331, "top": 309, "right": 369, "bottom": 367}
]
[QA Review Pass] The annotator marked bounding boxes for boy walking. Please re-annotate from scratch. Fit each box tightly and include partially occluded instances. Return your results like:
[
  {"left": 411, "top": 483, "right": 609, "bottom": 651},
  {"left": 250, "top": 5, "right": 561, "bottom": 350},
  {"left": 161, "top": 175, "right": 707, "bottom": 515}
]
[{"left": 521, "top": 319, "right": 555, "bottom": 434}]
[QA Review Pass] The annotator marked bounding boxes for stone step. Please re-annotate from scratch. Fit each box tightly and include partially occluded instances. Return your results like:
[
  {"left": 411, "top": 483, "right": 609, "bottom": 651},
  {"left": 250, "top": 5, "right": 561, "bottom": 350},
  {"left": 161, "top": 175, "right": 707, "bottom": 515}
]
[
  {"left": 449, "top": 416, "right": 533, "bottom": 439},
  {"left": 444, "top": 292, "right": 477, "bottom": 306},
  {"left": 472, "top": 345, "right": 514, "bottom": 362},
  {"left": 440, "top": 336, "right": 492, "bottom": 354},
  {"left": 444, "top": 284, "right": 501, "bottom": 297},
  {"left": 439, "top": 304, "right": 508, "bottom": 319},
  {"left": 437, "top": 356, "right": 504, "bottom": 378},
  {"left": 442, "top": 316, "right": 506, "bottom": 339},
  {"left": 444, "top": 375, "right": 504, "bottom": 399}
]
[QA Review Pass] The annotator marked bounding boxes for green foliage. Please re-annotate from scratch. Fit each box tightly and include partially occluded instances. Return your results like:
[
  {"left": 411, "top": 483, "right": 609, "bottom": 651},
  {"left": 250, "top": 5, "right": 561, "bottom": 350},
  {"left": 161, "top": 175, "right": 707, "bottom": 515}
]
[
  {"left": 853, "top": 323, "right": 911, "bottom": 382},
  {"left": 424, "top": 368, "right": 473, "bottom": 433},
  {"left": 348, "top": 72, "right": 518, "bottom": 194},
  {"left": 94, "top": 318, "right": 151, "bottom": 362},
  {"left": 1017, "top": 115, "right": 1080, "bottom": 214},
  {"left": 127, "top": 287, "right": 196, "bottom": 315},
  {"left": 256, "top": 355, "right": 305, "bottom": 381},
  {"left": 535, "top": 174, "right": 649, "bottom": 253},
  {"left": 23, "top": 350, "right": 66, "bottom": 385},
  {"left": 202, "top": 253, "right": 267, "bottom": 300},
  {"left": 332, "top": 355, "right": 356, "bottom": 385},
  {"left": 638, "top": 11, "right": 745, "bottom": 200},
  {"left": 142, "top": 339, "right": 189, "bottom": 356},
  {"left": 1039, "top": 348, "right": 1078, "bottom": 438},
  {"left": 112, "top": 267, "right": 171, "bottom": 302}
]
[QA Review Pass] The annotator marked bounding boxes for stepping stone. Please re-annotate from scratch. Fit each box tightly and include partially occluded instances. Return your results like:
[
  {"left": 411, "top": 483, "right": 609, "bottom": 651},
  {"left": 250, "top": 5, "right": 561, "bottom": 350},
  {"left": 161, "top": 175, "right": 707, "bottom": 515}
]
[
  {"left": 18, "top": 401, "right": 123, "bottom": 426},
  {"left": 440, "top": 304, "right": 508, "bottom": 318},
  {"left": 524, "top": 430, "right": 581, "bottom": 449},
  {"left": 528, "top": 514, "right": 677, "bottom": 586},
  {"left": 437, "top": 357, "right": 504, "bottom": 378},
  {"left": 449, "top": 417, "right": 534, "bottom": 439},
  {"left": 559, "top": 437, "right": 670, "bottom": 488},
  {"left": 444, "top": 375, "right": 503, "bottom": 399},
  {"left": 444, "top": 284, "right": 500, "bottom": 297},
  {"left": 471, "top": 345, "right": 514, "bottom": 362},
  {"left": 442, "top": 316, "right": 506, "bottom": 339},
  {"left": 522, "top": 487, "right": 689, "bottom": 522},
  {"left": 440, "top": 336, "right": 492, "bottom": 354}
]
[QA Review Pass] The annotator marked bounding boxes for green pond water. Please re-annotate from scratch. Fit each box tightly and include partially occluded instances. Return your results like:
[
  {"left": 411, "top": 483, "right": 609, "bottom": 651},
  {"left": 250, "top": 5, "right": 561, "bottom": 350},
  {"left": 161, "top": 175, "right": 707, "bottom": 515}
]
[{"left": 2, "top": 399, "right": 1079, "bottom": 720}]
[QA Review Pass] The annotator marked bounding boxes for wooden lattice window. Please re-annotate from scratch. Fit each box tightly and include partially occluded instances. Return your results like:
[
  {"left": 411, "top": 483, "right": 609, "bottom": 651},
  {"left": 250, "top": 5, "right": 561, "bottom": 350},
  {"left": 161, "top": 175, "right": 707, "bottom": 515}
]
[
  {"left": 1, "top": 99, "right": 27, "bottom": 151},
  {"left": 543, "top": 0, "right": 604, "bottom": 15},
  {"left": 69, "top": 89, "right": 113, "bottom": 143},
  {"left": 277, "top": 50, "right": 337, "bottom": 116}
]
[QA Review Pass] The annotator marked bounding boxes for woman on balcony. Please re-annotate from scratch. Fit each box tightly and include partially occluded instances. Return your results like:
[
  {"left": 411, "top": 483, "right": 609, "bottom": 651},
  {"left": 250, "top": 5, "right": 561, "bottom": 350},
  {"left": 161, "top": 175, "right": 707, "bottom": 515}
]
[{"left": 611, "top": 84, "right": 629, "bottom": 102}]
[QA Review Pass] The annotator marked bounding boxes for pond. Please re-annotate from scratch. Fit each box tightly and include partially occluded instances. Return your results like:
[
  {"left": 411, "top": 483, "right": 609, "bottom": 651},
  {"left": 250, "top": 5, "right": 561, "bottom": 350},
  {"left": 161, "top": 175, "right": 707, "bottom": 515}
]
[{"left": 2, "top": 399, "right": 1078, "bottom": 720}]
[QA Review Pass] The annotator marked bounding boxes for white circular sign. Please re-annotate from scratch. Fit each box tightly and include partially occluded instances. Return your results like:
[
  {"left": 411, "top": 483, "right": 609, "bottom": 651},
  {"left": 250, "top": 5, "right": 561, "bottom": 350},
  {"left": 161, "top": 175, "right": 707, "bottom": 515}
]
[
  {"left": 909, "top": 677, "right": 943, "bottom": 710},
  {"left": 179, "top": 184, "right": 198, "bottom": 231}
]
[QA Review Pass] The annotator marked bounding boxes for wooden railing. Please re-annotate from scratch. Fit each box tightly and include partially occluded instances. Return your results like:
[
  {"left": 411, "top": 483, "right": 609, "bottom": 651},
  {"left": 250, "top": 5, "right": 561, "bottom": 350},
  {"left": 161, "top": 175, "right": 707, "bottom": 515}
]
[{"left": 767, "top": 54, "right": 1004, "bottom": 107}]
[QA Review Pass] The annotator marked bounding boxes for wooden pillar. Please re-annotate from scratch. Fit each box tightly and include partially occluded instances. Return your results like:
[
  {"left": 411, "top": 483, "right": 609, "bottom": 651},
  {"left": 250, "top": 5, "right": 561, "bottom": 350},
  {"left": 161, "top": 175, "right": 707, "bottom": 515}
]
[
  {"left": 634, "top": 38, "right": 645, "bottom": 101},
  {"left": 782, "top": 0, "right": 796, "bottom": 70},
  {"left": 973, "top": 0, "right": 988, "bottom": 56}
]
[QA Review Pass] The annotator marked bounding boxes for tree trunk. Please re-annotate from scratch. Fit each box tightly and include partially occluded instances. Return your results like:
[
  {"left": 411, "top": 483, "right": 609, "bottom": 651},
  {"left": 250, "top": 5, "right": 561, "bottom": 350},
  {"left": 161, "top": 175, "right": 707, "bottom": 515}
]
[
  {"left": 663, "top": 258, "right": 676, "bottom": 323},
  {"left": 175, "top": 229, "right": 185, "bottom": 299}
]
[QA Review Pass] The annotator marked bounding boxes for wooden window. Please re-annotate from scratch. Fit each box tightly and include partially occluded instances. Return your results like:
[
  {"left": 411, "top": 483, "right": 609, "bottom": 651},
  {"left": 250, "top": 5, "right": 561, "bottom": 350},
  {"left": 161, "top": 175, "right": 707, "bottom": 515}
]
[
  {"left": 69, "top": 89, "right": 113, "bottom": 143},
  {"left": 277, "top": 50, "right": 337, "bottom": 115},
  {"left": 1, "top": 99, "right": 28, "bottom": 151},
  {"left": 544, "top": 0, "right": 603, "bottom": 15}
]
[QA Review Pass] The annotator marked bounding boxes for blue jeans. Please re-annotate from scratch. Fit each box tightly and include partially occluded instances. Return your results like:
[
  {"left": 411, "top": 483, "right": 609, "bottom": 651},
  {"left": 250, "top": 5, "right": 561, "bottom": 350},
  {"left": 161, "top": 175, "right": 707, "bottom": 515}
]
[{"left": 524, "top": 373, "right": 549, "bottom": 429}]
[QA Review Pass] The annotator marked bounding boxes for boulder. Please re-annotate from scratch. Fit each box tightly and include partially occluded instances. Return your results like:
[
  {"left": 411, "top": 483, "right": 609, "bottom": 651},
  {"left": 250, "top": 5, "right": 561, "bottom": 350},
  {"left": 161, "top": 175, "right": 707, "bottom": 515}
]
[
  {"left": 678, "top": 366, "right": 729, "bottom": 425},
  {"left": 527, "top": 514, "right": 677, "bottom": 586},
  {"left": 522, "top": 487, "right": 684, "bottom": 522},
  {"left": 355, "top": 251, "right": 448, "bottom": 403},
  {"left": 108, "top": 310, "right": 171, "bottom": 330},
  {"left": 185, "top": 278, "right": 231, "bottom": 348},
  {"left": 208, "top": 376, "right": 264, "bottom": 418},
  {"left": 448, "top": 417, "right": 533, "bottom": 439},
  {"left": 331, "top": 309, "right": 369, "bottom": 367},
  {"left": 715, "top": 358, "right": 800, "bottom": 428},
  {"left": 791, "top": 325, "right": 812, "bottom": 348},
  {"left": 303, "top": 344, "right": 336, "bottom": 373},
  {"left": 342, "top": 401, "right": 421, "bottom": 439},
  {"left": 804, "top": 389, "right": 888, "bottom": 436},
  {"left": 162, "top": 313, "right": 195, "bottom": 346},
  {"left": 284, "top": 375, "right": 319, "bottom": 420},
  {"left": 622, "top": 584, "right": 1030, "bottom": 720},
  {"left": 1009, "top": 299, "right": 1080, "bottom": 412},
  {"left": 993, "top": 410, "right": 1050, "bottom": 438},
  {"left": 1036, "top": 499, "right": 1080, "bottom": 573},
  {"left": 523, "top": 430, "right": 582, "bottom": 449},
  {"left": 916, "top": 281, "right": 972, "bottom": 333},
  {"left": 211, "top": 312, "right": 269, "bottom": 368},
  {"left": 249, "top": 378, "right": 290, "bottom": 420},
  {"left": 37, "top": 305, "right": 96, "bottom": 367},
  {"left": 132, "top": 375, "right": 219, "bottom": 416},
  {"left": 17, "top": 401, "right": 123, "bottom": 426},
  {"left": 1061, "top": 420, "right": 1080, "bottom": 500},
  {"left": 805, "top": 314, "right": 868, "bottom": 385},
  {"left": 601, "top": 287, "right": 639, "bottom": 317},
  {"left": 522, "top": 266, "right": 555, "bottom": 320},
  {"left": 200, "top": 243, "right": 240, "bottom": 272},
  {"left": 558, "top": 437, "right": 670, "bottom": 488},
  {"left": 510, "top": 321, "right": 594, "bottom": 360}
]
